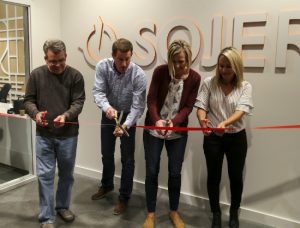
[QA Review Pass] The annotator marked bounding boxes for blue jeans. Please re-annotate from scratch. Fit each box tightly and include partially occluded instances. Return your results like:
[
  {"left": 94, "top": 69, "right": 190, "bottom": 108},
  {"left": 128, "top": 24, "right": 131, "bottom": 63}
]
[
  {"left": 100, "top": 113, "right": 136, "bottom": 201},
  {"left": 36, "top": 136, "right": 78, "bottom": 224},
  {"left": 143, "top": 130, "right": 188, "bottom": 212}
]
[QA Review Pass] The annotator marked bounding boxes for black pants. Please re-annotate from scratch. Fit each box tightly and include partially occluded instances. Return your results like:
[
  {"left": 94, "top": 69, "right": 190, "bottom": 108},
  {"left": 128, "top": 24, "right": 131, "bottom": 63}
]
[
  {"left": 143, "top": 130, "right": 188, "bottom": 212},
  {"left": 203, "top": 130, "right": 247, "bottom": 213},
  {"left": 100, "top": 112, "right": 136, "bottom": 201}
]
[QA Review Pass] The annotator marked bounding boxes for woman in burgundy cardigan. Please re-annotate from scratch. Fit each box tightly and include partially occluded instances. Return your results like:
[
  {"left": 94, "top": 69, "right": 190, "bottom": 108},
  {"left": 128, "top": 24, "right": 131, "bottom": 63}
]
[{"left": 143, "top": 40, "right": 201, "bottom": 228}]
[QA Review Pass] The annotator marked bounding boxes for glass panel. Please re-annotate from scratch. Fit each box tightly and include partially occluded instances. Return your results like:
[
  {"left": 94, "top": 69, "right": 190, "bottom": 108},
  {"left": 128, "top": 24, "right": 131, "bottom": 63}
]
[
  {"left": 9, "top": 40, "right": 17, "bottom": 55},
  {"left": 0, "top": 4, "right": 6, "bottom": 19},
  {"left": 0, "top": 22, "right": 5, "bottom": 30},
  {"left": 0, "top": 2, "right": 28, "bottom": 99},
  {"left": 0, "top": 1, "right": 34, "bottom": 191},
  {"left": 8, "top": 19, "right": 16, "bottom": 28}
]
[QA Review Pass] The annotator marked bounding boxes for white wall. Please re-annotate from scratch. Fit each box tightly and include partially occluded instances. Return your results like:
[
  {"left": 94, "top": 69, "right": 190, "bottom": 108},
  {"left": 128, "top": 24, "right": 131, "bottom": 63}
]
[
  {"left": 29, "top": 0, "right": 61, "bottom": 68},
  {"left": 16, "top": 0, "right": 300, "bottom": 227}
]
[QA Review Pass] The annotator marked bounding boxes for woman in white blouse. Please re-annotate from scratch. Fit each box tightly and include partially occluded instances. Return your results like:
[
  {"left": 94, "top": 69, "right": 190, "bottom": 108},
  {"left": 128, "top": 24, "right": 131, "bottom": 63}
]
[{"left": 195, "top": 47, "right": 253, "bottom": 228}]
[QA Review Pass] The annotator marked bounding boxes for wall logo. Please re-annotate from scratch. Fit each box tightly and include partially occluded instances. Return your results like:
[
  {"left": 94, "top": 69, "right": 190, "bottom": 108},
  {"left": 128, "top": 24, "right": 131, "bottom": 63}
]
[
  {"left": 79, "top": 16, "right": 201, "bottom": 69},
  {"left": 79, "top": 16, "right": 118, "bottom": 69},
  {"left": 80, "top": 11, "right": 300, "bottom": 72}
]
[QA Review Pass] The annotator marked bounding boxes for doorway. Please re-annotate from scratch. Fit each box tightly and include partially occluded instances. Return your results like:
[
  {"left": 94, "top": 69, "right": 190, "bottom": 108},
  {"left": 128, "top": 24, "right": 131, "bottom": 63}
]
[{"left": 0, "top": 1, "right": 34, "bottom": 193}]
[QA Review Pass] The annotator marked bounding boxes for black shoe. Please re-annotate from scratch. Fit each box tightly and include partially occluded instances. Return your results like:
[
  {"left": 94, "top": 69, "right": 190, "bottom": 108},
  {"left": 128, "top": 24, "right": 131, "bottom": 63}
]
[
  {"left": 211, "top": 212, "right": 222, "bottom": 228},
  {"left": 229, "top": 210, "right": 239, "bottom": 228}
]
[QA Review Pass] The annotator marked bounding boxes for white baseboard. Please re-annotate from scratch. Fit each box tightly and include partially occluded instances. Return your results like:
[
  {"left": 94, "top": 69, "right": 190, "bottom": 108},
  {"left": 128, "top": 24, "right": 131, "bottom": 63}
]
[
  {"left": 0, "top": 174, "right": 36, "bottom": 194},
  {"left": 74, "top": 165, "right": 300, "bottom": 228},
  {"left": 74, "top": 165, "right": 102, "bottom": 180}
]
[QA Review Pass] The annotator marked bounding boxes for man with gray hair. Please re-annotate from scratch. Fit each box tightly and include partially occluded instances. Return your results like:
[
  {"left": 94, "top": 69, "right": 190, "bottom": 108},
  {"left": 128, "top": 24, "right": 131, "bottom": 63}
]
[{"left": 24, "top": 39, "right": 85, "bottom": 228}]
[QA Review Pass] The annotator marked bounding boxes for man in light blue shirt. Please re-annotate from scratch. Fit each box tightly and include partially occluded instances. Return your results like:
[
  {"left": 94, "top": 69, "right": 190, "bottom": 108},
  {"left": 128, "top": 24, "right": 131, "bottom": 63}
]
[{"left": 91, "top": 38, "right": 147, "bottom": 215}]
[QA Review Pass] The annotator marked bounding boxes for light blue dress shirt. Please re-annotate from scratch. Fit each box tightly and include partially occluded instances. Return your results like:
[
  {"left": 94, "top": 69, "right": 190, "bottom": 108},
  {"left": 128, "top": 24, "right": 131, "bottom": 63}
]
[{"left": 92, "top": 58, "right": 147, "bottom": 127}]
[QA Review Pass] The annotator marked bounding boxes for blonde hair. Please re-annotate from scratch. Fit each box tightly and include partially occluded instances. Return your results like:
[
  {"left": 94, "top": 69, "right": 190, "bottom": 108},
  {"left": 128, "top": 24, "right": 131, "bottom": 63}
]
[
  {"left": 167, "top": 40, "right": 192, "bottom": 79},
  {"left": 212, "top": 47, "right": 244, "bottom": 89}
]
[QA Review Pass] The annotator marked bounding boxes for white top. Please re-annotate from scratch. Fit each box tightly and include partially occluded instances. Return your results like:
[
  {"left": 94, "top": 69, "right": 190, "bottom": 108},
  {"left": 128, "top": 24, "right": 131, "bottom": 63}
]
[
  {"left": 195, "top": 76, "right": 254, "bottom": 133},
  {"left": 150, "top": 78, "right": 184, "bottom": 140}
]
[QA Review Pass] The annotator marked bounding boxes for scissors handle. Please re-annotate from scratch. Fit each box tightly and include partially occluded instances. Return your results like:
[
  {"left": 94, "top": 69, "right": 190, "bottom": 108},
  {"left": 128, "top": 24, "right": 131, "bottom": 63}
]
[
  {"left": 119, "top": 125, "right": 130, "bottom": 137},
  {"left": 114, "top": 111, "right": 130, "bottom": 137},
  {"left": 162, "top": 119, "right": 171, "bottom": 136}
]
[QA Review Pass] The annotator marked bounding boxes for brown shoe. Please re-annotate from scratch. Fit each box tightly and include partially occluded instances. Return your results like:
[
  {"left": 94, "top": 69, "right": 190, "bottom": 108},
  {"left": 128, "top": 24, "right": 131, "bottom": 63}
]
[
  {"left": 57, "top": 209, "right": 75, "bottom": 222},
  {"left": 91, "top": 186, "right": 113, "bottom": 200},
  {"left": 143, "top": 214, "right": 155, "bottom": 228},
  {"left": 169, "top": 211, "right": 185, "bottom": 228},
  {"left": 113, "top": 200, "right": 127, "bottom": 215}
]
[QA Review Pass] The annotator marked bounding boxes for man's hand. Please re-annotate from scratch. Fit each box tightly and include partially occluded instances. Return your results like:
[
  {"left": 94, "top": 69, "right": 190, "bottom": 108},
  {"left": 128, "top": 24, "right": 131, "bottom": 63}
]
[
  {"left": 54, "top": 114, "right": 66, "bottom": 128},
  {"left": 113, "top": 124, "right": 126, "bottom": 137},
  {"left": 106, "top": 106, "right": 117, "bottom": 120},
  {"left": 35, "top": 111, "right": 48, "bottom": 127}
]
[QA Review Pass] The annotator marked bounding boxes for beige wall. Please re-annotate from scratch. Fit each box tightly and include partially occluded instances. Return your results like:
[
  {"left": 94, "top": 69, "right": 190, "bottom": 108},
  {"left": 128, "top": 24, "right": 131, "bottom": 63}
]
[
  {"left": 4, "top": 0, "right": 300, "bottom": 227},
  {"left": 60, "top": 0, "right": 300, "bottom": 227}
]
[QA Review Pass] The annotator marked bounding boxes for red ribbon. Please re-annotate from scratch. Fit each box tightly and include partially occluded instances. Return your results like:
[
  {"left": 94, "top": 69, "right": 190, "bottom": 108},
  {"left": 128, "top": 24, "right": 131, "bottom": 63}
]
[
  {"left": 1, "top": 112, "right": 300, "bottom": 131},
  {"left": 132, "top": 125, "right": 235, "bottom": 131}
]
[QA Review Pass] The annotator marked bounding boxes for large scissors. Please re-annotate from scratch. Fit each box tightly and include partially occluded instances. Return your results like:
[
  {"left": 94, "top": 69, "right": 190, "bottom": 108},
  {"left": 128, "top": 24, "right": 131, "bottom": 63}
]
[{"left": 114, "top": 111, "right": 130, "bottom": 137}]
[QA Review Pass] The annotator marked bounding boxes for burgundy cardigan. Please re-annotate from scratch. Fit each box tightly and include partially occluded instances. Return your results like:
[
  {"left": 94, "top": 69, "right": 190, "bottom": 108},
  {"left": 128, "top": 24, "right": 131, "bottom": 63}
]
[{"left": 145, "top": 64, "right": 201, "bottom": 129}]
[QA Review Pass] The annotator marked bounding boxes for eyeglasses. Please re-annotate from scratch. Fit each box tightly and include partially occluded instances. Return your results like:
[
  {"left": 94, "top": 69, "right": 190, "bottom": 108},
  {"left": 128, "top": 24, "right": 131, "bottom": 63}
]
[{"left": 47, "top": 58, "right": 66, "bottom": 66}]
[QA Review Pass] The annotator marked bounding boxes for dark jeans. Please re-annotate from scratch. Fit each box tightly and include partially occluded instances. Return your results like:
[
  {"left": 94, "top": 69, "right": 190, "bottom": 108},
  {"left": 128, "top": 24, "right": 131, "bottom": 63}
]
[
  {"left": 203, "top": 130, "right": 247, "bottom": 213},
  {"left": 100, "top": 112, "right": 136, "bottom": 201},
  {"left": 143, "top": 130, "right": 188, "bottom": 212}
]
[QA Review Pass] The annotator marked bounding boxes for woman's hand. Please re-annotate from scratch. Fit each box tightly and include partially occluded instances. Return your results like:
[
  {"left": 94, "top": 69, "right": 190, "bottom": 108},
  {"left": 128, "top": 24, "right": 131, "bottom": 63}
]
[
  {"left": 164, "top": 119, "right": 173, "bottom": 137},
  {"left": 200, "top": 118, "right": 212, "bottom": 136},
  {"left": 215, "top": 121, "right": 226, "bottom": 136},
  {"left": 155, "top": 119, "right": 168, "bottom": 135}
]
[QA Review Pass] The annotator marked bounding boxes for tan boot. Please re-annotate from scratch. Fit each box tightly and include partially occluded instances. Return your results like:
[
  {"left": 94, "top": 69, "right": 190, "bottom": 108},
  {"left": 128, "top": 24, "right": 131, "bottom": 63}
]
[
  {"left": 143, "top": 214, "right": 155, "bottom": 228},
  {"left": 169, "top": 211, "right": 185, "bottom": 228}
]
